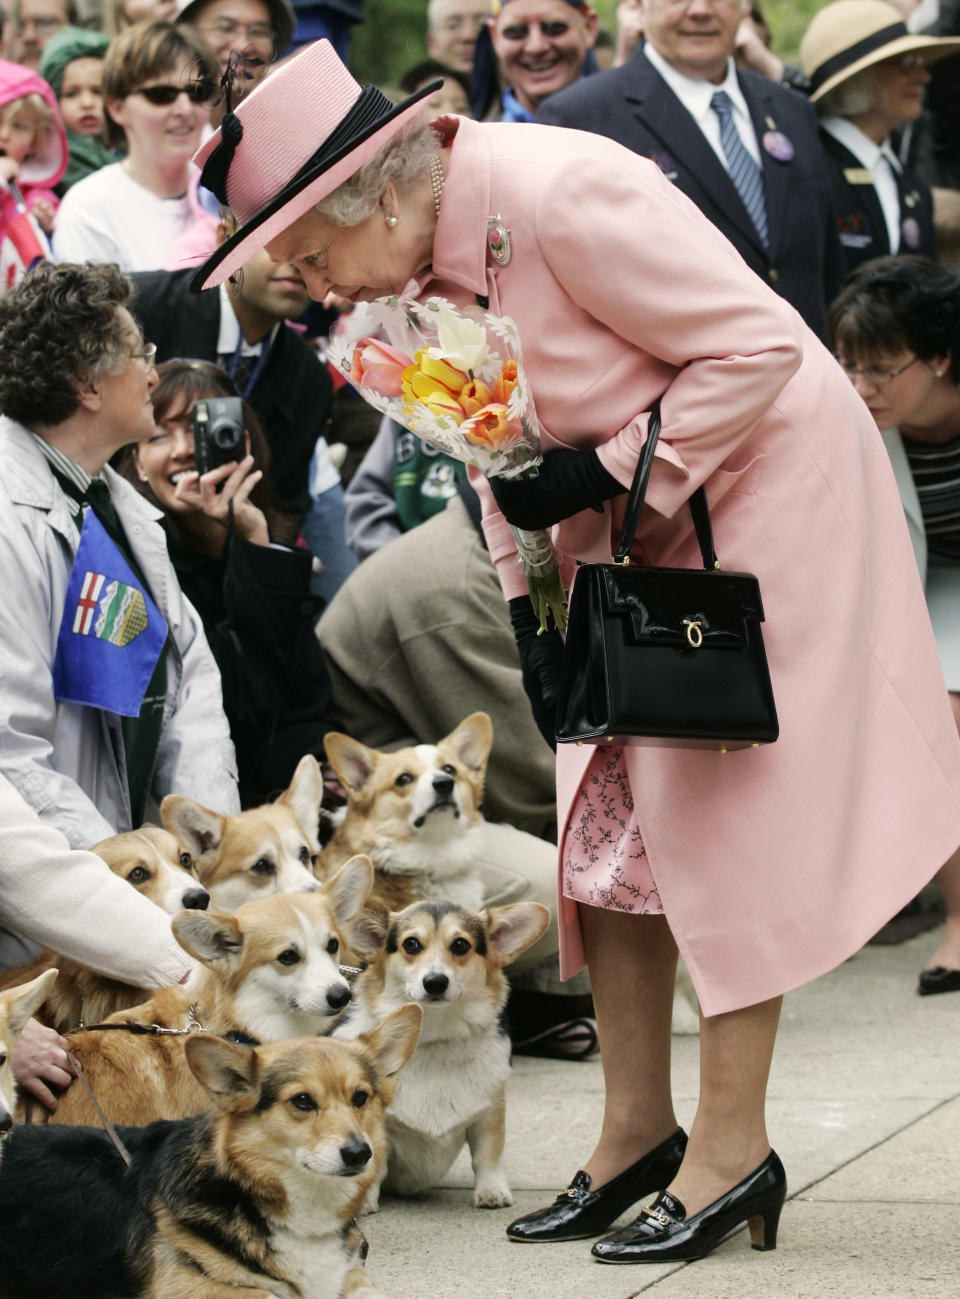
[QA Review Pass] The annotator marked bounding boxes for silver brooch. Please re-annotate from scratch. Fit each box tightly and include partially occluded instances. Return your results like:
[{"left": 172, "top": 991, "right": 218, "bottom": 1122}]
[{"left": 487, "top": 214, "right": 512, "bottom": 266}]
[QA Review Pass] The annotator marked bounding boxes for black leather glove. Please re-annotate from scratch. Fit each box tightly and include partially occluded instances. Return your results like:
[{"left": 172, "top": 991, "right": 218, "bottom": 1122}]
[
  {"left": 491, "top": 449, "right": 623, "bottom": 532},
  {"left": 509, "top": 595, "right": 564, "bottom": 751}
]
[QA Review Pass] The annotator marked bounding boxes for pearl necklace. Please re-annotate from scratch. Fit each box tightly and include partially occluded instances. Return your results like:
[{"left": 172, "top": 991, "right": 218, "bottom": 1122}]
[{"left": 430, "top": 154, "right": 445, "bottom": 219}]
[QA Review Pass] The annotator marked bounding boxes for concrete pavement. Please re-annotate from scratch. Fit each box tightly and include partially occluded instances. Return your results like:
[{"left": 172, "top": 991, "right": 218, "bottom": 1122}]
[{"left": 363, "top": 929, "right": 959, "bottom": 1298}]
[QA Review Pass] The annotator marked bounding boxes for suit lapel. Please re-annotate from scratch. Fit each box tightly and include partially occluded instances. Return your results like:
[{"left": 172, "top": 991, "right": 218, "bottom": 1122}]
[
  {"left": 625, "top": 58, "right": 766, "bottom": 256},
  {"left": 820, "top": 132, "right": 888, "bottom": 253},
  {"left": 742, "top": 73, "right": 787, "bottom": 259}
]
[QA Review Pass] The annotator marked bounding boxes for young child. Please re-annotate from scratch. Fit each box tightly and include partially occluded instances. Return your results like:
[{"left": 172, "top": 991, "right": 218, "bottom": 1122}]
[
  {"left": 40, "top": 27, "right": 117, "bottom": 194},
  {"left": 0, "top": 60, "right": 67, "bottom": 288}
]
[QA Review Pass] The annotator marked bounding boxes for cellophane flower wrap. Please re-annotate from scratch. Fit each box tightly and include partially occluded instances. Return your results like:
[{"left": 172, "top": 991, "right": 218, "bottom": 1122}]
[{"left": 328, "top": 295, "right": 567, "bottom": 633}]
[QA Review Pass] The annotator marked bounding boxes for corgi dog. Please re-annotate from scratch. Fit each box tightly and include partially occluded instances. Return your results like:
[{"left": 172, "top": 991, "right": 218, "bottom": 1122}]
[
  {"left": 0, "top": 969, "right": 58, "bottom": 1152},
  {"left": 322, "top": 713, "right": 493, "bottom": 914},
  {"left": 0, "top": 1006, "right": 422, "bottom": 1299},
  {"left": 0, "top": 825, "right": 209, "bottom": 1035},
  {"left": 28, "top": 857, "right": 374, "bottom": 1129},
  {"left": 336, "top": 899, "right": 549, "bottom": 1211},
  {"left": 162, "top": 752, "right": 324, "bottom": 911}
]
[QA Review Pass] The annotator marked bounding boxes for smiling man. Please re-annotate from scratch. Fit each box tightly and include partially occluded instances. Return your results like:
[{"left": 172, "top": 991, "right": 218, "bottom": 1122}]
[
  {"left": 483, "top": 0, "right": 598, "bottom": 120},
  {"left": 537, "top": 0, "right": 844, "bottom": 338},
  {"left": 128, "top": 232, "right": 357, "bottom": 600}
]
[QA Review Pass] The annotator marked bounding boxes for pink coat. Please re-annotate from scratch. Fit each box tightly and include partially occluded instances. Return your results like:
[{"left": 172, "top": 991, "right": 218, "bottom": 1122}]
[{"left": 418, "top": 117, "right": 960, "bottom": 1015}]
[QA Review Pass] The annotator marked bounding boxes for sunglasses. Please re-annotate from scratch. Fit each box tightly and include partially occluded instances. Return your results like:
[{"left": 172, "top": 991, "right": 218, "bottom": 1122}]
[{"left": 129, "top": 81, "right": 215, "bottom": 107}]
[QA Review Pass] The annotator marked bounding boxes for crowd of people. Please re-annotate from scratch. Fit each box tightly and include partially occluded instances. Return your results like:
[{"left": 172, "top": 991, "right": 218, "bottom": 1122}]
[{"left": 0, "top": 0, "right": 959, "bottom": 1276}]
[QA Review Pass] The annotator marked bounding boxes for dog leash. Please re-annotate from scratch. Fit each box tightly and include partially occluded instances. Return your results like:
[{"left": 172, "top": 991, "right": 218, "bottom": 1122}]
[
  {"left": 74, "top": 1002, "right": 212, "bottom": 1038},
  {"left": 65, "top": 1051, "right": 132, "bottom": 1168}
]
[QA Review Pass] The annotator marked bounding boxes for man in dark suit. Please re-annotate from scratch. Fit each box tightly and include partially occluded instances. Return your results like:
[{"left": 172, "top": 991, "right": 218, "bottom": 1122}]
[
  {"left": 129, "top": 236, "right": 357, "bottom": 601},
  {"left": 537, "top": 0, "right": 844, "bottom": 339}
]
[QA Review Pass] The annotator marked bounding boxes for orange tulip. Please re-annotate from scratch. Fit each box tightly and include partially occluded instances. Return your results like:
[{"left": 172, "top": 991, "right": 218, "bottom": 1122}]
[
  {"left": 493, "top": 359, "right": 518, "bottom": 405},
  {"left": 463, "top": 403, "right": 524, "bottom": 452},
  {"left": 458, "top": 377, "right": 492, "bottom": 417}
]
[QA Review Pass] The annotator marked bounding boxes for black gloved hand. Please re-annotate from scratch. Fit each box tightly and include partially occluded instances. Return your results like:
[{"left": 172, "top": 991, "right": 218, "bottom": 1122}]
[
  {"left": 509, "top": 595, "right": 564, "bottom": 751},
  {"left": 491, "top": 449, "right": 623, "bottom": 532}
]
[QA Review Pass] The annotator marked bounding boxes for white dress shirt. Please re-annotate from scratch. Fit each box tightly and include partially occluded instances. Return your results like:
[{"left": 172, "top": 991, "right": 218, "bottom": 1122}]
[{"left": 643, "top": 43, "right": 762, "bottom": 168}]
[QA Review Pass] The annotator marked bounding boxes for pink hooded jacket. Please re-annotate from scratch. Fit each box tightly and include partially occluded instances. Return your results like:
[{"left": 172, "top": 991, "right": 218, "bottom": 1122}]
[{"left": 0, "top": 60, "right": 67, "bottom": 285}]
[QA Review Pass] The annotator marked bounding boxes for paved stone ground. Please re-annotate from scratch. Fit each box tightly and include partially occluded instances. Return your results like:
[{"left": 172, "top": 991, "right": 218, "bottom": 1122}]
[{"left": 361, "top": 929, "right": 959, "bottom": 1298}]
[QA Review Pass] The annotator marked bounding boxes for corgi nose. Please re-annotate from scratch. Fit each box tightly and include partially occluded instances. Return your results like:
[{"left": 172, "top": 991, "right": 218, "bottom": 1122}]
[
  {"left": 432, "top": 773, "right": 454, "bottom": 797},
  {"left": 423, "top": 972, "right": 449, "bottom": 998},
  {"left": 340, "top": 1136, "right": 372, "bottom": 1171},
  {"left": 0, "top": 1112, "right": 11, "bottom": 1134},
  {"left": 181, "top": 887, "right": 210, "bottom": 910},
  {"left": 326, "top": 982, "right": 351, "bottom": 1011}
]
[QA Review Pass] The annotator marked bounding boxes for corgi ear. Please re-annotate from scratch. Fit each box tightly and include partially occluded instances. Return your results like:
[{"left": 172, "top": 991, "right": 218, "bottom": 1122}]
[
  {"left": 349, "top": 905, "right": 389, "bottom": 962},
  {"left": 185, "top": 1034, "right": 258, "bottom": 1105},
  {"left": 443, "top": 712, "right": 493, "bottom": 775},
  {"left": 173, "top": 909, "right": 244, "bottom": 965},
  {"left": 1, "top": 968, "right": 59, "bottom": 1038},
  {"left": 486, "top": 902, "right": 550, "bottom": 966},
  {"left": 361, "top": 1003, "right": 422, "bottom": 1104},
  {"left": 323, "top": 733, "right": 379, "bottom": 795},
  {"left": 161, "top": 795, "right": 226, "bottom": 866},
  {"left": 324, "top": 855, "right": 373, "bottom": 925},
  {"left": 275, "top": 754, "right": 323, "bottom": 852}
]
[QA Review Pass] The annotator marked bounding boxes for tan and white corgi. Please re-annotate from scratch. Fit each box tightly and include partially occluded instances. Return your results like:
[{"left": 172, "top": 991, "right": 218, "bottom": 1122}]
[
  {"left": 0, "top": 826, "right": 209, "bottom": 1035},
  {"left": 337, "top": 899, "right": 549, "bottom": 1211},
  {"left": 0, "top": 1006, "right": 422, "bottom": 1299},
  {"left": 162, "top": 752, "right": 324, "bottom": 911},
  {"left": 322, "top": 713, "right": 494, "bottom": 914},
  {"left": 28, "top": 857, "right": 374, "bottom": 1128},
  {"left": 0, "top": 969, "right": 58, "bottom": 1151}
]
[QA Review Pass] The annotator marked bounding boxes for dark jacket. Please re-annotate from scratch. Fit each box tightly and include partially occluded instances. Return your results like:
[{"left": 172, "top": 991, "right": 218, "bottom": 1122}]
[
  {"left": 537, "top": 48, "right": 845, "bottom": 339},
  {"left": 170, "top": 533, "right": 339, "bottom": 807},
  {"left": 128, "top": 268, "right": 333, "bottom": 521},
  {"left": 817, "top": 129, "right": 936, "bottom": 276}
]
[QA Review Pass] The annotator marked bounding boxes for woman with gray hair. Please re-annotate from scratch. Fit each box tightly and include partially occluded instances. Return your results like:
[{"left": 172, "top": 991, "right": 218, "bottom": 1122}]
[
  {"left": 188, "top": 41, "right": 960, "bottom": 1267},
  {"left": 800, "top": 0, "right": 960, "bottom": 275}
]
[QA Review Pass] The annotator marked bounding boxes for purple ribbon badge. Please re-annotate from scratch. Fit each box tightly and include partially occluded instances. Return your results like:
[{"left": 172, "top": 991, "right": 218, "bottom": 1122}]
[
  {"left": 762, "top": 130, "right": 794, "bottom": 163},
  {"left": 901, "top": 217, "right": 921, "bottom": 250}
]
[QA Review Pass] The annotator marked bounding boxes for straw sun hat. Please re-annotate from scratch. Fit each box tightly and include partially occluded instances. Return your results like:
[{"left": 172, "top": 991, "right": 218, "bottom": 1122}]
[
  {"left": 800, "top": 0, "right": 960, "bottom": 103},
  {"left": 190, "top": 39, "right": 440, "bottom": 292}
]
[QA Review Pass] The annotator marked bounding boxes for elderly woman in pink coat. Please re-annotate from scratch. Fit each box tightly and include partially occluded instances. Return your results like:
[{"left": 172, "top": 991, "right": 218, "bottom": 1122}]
[{"left": 191, "top": 42, "right": 960, "bottom": 1267}]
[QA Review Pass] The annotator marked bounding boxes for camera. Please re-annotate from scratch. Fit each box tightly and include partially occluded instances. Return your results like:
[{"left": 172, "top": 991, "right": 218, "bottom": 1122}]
[{"left": 192, "top": 397, "right": 246, "bottom": 476}]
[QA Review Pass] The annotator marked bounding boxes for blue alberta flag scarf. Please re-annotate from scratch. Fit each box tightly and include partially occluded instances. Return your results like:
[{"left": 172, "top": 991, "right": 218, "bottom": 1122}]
[{"left": 52, "top": 511, "right": 167, "bottom": 717}]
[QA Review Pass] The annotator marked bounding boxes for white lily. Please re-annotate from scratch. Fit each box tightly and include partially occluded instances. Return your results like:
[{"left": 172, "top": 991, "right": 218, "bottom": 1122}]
[{"left": 426, "top": 309, "right": 489, "bottom": 373}]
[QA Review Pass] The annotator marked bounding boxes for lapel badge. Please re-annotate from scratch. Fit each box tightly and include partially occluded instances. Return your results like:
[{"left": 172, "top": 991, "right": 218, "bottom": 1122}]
[
  {"left": 904, "top": 190, "right": 919, "bottom": 209},
  {"left": 487, "top": 214, "right": 512, "bottom": 266},
  {"left": 762, "top": 130, "right": 794, "bottom": 162},
  {"left": 650, "top": 151, "right": 679, "bottom": 181},
  {"left": 901, "top": 216, "right": 921, "bottom": 249}
]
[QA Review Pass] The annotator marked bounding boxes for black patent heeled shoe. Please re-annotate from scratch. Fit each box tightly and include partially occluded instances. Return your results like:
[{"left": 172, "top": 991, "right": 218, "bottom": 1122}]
[
  {"left": 591, "top": 1149, "right": 786, "bottom": 1263},
  {"left": 505, "top": 1128, "right": 687, "bottom": 1243}
]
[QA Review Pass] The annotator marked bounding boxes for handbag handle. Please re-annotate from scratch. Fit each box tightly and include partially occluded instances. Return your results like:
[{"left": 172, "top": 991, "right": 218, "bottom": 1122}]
[{"left": 613, "top": 400, "right": 719, "bottom": 570}]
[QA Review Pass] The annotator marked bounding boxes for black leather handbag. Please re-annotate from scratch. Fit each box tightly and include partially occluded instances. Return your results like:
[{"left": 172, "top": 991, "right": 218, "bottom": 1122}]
[{"left": 554, "top": 402, "right": 778, "bottom": 750}]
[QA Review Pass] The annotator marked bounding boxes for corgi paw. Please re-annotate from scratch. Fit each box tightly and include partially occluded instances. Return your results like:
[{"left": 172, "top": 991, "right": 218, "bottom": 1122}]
[
  {"left": 359, "top": 1185, "right": 381, "bottom": 1216},
  {"left": 473, "top": 1176, "right": 513, "bottom": 1208}
]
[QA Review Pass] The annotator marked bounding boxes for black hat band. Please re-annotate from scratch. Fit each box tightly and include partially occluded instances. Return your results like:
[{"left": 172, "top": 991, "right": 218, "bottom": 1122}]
[{"left": 809, "top": 21, "right": 908, "bottom": 93}]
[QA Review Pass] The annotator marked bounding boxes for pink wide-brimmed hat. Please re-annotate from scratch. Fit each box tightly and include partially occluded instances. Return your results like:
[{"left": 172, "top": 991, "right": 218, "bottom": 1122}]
[{"left": 190, "top": 40, "right": 440, "bottom": 291}]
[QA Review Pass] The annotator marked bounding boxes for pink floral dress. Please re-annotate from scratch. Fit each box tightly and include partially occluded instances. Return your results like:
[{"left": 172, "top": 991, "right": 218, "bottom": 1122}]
[{"left": 562, "top": 746, "right": 664, "bottom": 915}]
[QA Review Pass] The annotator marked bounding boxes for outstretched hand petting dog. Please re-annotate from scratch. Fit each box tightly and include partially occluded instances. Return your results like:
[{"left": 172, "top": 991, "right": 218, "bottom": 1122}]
[{"left": 12, "top": 1018, "right": 75, "bottom": 1112}]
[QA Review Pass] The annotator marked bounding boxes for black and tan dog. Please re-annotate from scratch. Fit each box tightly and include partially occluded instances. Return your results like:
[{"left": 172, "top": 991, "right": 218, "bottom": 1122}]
[{"left": 0, "top": 1006, "right": 422, "bottom": 1299}]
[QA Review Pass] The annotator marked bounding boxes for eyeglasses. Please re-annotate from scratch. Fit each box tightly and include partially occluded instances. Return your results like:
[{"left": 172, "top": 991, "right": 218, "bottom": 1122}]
[
  {"left": 839, "top": 355, "right": 919, "bottom": 386},
  {"left": 197, "top": 18, "right": 276, "bottom": 52},
  {"left": 884, "top": 52, "right": 928, "bottom": 71},
  {"left": 129, "top": 81, "right": 215, "bottom": 107},
  {"left": 131, "top": 342, "right": 158, "bottom": 367}
]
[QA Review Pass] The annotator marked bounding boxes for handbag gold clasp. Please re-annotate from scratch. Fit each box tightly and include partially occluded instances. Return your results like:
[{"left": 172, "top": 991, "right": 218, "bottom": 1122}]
[{"left": 683, "top": 618, "right": 703, "bottom": 648}]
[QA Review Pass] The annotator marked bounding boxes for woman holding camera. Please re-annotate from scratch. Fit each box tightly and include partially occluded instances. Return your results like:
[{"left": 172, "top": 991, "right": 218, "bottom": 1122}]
[{"left": 120, "top": 359, "right": 339, "bottom": 807}]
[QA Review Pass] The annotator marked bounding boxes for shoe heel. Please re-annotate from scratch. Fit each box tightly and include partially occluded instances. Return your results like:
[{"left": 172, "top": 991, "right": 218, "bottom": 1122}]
[{"left": 747, "top": 1196, "right": 782, "bottom": 1251}]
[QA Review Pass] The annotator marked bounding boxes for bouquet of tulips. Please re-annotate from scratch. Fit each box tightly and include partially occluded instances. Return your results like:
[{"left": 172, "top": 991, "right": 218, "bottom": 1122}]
[{"left": 328, "top": 294, "right": 566, "bottom": 633}]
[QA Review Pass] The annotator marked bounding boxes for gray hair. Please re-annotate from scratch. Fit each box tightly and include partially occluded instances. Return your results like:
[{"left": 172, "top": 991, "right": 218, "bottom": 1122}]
[
  {"left": 817, "top": 68, "right": 876, "bottom": 119},
  {"left": 314, "top": 120, "right": 440, "bottom": 227}
]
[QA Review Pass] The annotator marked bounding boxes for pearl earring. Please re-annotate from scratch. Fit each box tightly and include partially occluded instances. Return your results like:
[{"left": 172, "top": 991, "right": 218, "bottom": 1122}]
[
  {"left": 385, "top": 215, "right": 399, "bottom": 228},
  {"left": 935, "top": 368, "right": 946, "bottom": 378}
]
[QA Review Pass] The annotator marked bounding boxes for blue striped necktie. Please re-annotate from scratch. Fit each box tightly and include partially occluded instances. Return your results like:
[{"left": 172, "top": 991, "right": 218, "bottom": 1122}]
[{"left": 710, "top": 90, "right": 769, "bottom": 249}]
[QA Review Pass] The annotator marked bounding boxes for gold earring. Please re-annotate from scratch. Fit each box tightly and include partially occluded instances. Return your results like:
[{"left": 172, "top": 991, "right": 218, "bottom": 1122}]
[{"left": 385, "top": 214, "right": 399, "bottom": 228}]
